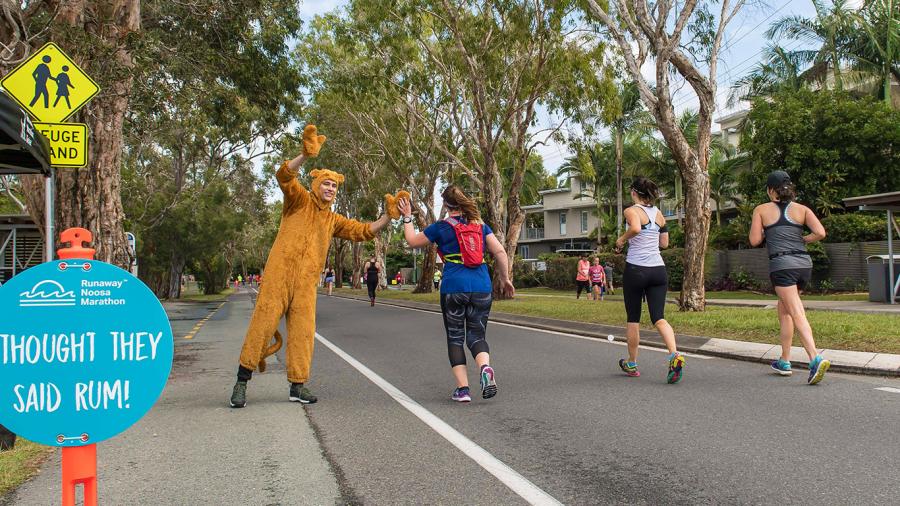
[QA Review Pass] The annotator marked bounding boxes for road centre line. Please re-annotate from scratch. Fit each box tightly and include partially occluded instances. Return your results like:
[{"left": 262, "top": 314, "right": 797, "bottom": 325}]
[
  {"left": 315, "top": 332, "right": 563, "bottom": 506},
  {"left": 183, "top": 301, "right": 227, "bottom": 340},
  {"left": 874, "top": 387, "right": 900, "bottom": 394},
  {"left": 334, "top": 295, "right": 711, "bottom": 360}
]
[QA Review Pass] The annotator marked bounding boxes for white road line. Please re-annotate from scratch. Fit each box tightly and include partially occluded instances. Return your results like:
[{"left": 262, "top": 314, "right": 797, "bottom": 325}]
[
  {"left": 874, "top": 387, "right": 900, "bottom": 394},
  {"left": 336, "top": 296, "right": 712, "bottom": 359},
  {"left": 315, "top": 332, "right": 563, "bottom": 506}
]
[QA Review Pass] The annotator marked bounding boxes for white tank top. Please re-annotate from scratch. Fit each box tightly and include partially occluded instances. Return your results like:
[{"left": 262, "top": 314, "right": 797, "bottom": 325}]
[{"left": 626, "top": 205, "right": 665, "bottom": 267}]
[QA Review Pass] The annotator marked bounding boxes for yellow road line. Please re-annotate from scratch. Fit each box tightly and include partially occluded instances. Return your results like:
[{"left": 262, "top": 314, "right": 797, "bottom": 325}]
[{"left": 183, "top": 300, "right": 228, "bottom": 340}]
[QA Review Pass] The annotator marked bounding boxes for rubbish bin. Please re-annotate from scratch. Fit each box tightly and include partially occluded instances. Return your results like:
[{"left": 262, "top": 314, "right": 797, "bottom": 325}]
[{"left": 866, "top": 255, "right": 900, "bottom": 302}]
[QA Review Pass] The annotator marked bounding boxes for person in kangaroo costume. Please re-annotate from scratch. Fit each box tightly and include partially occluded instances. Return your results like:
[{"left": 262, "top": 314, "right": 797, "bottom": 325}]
[{"left": 230, "top": 125, "right": 407, "bottom": 407}]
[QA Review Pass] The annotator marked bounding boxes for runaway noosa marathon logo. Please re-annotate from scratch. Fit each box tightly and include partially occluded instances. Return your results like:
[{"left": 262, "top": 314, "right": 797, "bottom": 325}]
[
  {"left": 18, "top": 280, "right": 75, "bottom": 307},
  {"left": 19, "top": 278, "right": 128, "bottom": 308}
]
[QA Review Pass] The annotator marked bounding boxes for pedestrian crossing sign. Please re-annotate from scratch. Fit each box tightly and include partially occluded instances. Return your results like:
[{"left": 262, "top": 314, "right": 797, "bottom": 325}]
[{"left": 1, "top": 42, "right": 100, "bottom": 123}]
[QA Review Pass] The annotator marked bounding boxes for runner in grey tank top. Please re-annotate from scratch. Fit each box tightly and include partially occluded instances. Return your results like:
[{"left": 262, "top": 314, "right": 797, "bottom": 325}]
[
  {"left": 626, "top": 205, "right": 665, "bottom": 267},
  {"left": 764, "top": 201, "right": 813, "bottom": 272},
  {"left": 749, "top": 170, "right": 830, "bottom": 385}
]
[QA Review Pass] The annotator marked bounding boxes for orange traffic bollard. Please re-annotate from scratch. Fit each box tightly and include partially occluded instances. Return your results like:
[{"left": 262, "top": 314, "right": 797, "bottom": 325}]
[
  {"left": 57, "top": 227, "right": 96, "bottom": 260},
  {"left": 57, "top": 228, "right": 98, "bottom": 506},
  {"left": 61, "top": 444, "right": 97, "bottom": 506}
]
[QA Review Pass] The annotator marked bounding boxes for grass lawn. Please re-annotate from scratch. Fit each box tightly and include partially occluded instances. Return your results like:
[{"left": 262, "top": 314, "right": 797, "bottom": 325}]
[
  {"left": 0, "top": 439, "right": 53, "bottom": 497},
  {"left": 330, "top": 287, "right": 900, "bottom": 354},
  {"left": 514, "top": 287, "right": 868, "bottom": 302},
  {"left": 177, "top": 282, "right": 235, "bottom": 302}
]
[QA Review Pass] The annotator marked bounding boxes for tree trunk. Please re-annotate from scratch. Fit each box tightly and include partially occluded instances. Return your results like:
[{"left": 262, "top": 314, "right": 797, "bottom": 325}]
[
  {"left": 351, "top": 241, "right": 363, "bottom": 289},
  {"left": 166, "top": 252, "right": 183, "bottom": 299},
  {"left": 414, "top": 244, "right": 436, "bottom": 293},
  {"left": 20, "top": 0, "right": 139, "bottom": 268},
  {"left": 680, "top": 160, "right": 711, "bottom": 311},
  {"left": 374, "top": 232, "right": 388, "bottom": 288},
  {"left": 615, "top": 128, "right": 624, "bottom": 236}
]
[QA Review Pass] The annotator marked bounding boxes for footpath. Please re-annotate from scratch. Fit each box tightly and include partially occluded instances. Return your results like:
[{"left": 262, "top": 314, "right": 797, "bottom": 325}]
[{"left": 4, "top": 291, "right": 341, "bottom": 505}]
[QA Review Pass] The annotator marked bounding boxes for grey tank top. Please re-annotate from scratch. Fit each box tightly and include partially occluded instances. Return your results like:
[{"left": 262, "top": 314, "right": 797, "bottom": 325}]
[
  {"left": 626, "top": 205, "right": 665, "bottom": 267},
  {"left": 764, "top": 201, "right": 813, "bottom": 272}
]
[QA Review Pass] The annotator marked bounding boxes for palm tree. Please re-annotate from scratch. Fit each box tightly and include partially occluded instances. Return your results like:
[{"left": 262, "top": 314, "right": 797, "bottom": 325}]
[
  {"left": 766, "top": 0, "right": 855, "bottom": 91},
  {"left": 599, "top": 81, "right": 653, "bottom": 235},
  {"left": 728, "top": 45, "right": 810, "bottom": 106},
  {"left": 844, "top": 0, "right": 900, "bottom": 108},
  {"left": 708, "top": 146, "right": 749, "bottom": 225}
]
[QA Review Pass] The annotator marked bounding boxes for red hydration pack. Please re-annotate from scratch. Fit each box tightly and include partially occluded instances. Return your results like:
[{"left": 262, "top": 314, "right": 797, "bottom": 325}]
[{"left": 441, "top": 217, "right": 485, "bottom": 268}]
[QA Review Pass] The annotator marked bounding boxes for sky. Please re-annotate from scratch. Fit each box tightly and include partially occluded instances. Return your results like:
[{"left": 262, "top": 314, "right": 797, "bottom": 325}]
[{"left": 293, "top": 0, "right": 844, "bottom": 184}]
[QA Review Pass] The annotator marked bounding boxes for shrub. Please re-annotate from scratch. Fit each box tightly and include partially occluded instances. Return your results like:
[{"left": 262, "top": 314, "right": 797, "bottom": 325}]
[
  {"left": 544, "top": 256, "right": 580, "bottom": 290},
  {"left": 660, "top": 248, "right": 684, "bottom": 290},
  {"left": 821, "top": 214, "right": 887, "bottom": 243},
  {"left": 512, "top": 257, "right": 543, "bottom": 288}
]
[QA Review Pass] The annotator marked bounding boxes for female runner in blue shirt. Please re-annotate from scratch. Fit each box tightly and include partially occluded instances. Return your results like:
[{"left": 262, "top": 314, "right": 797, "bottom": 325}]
[{"left": 398, "top": 186, "right": 515, "bottom": 402}]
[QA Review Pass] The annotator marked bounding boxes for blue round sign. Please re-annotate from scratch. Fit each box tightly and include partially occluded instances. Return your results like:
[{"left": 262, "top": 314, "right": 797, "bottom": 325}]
[{"left": 0, "top": 260, "right": 173, "bottom": 447}]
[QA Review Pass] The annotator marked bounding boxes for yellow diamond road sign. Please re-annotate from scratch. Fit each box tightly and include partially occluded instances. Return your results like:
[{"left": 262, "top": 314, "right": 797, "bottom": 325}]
[
  {"left": 1, "top": 42, "right": 100, "bottom": 123},
  {"left": 35, "top": 122, "right": 88, "bottom": 168}
]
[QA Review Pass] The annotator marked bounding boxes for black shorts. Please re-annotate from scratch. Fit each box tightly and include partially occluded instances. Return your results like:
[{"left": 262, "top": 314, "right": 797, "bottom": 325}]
[
  {"left": 623, "top": 263, "right": 668, "bottom": 324},
  {"left": 770, "top": 268, "right": 812, "bottom": 290},
  {"left": 576, "top": 280, "right": 590, "bottom": 290}
]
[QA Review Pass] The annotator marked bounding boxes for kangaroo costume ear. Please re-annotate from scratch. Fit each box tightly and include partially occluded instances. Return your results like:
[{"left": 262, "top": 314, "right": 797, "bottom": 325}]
[
  {"left": 302, "top": 125, "right": 327, "bottom": 158},
  {"left": 384, "top": 190, "right": 412, "bottom": 219}
]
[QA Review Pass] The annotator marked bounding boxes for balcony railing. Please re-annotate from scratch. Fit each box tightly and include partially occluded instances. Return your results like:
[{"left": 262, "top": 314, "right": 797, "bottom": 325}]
[{"left": 521, "top": 228, "right": 544, "bottom": 240}]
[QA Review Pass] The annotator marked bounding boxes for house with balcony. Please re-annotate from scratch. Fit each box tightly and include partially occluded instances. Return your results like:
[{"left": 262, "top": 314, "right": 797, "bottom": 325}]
[{"left": 516, "top": 177, "right": 601, "bottom": 260}]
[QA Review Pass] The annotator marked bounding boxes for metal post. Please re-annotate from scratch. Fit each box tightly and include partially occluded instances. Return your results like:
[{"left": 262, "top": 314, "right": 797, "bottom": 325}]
[
  {"left": 44, "top": 169, "right": 54, "bottom": 262},
  {"left": 889, "top": 210, "right": 896, "bottom": 304},
  {"left": 11, "top": 228, "right": 16, "bottom": 277}
]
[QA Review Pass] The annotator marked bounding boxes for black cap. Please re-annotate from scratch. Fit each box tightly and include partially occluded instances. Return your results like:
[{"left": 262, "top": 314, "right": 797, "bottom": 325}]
[{"left": 766, "top": 170, "right": 791, "bottom": 189}]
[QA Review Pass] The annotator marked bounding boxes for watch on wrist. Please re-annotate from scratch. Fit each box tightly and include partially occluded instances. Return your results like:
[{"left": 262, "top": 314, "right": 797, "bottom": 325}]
[{"left": 402, "top": 216, "right": 413, "bottom": 224}]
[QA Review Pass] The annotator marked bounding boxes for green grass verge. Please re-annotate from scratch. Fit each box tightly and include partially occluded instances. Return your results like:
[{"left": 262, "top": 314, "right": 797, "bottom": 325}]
[
  {"left": 514, "top": 287, "right": 868, "bottom": 301},
  {"left": 0, "top": 439, "right": 53, "bottom": 497},
  {"left": 330, "top": 287, "right": 900, "bottom": 354},
  {"left": 179, "top": 288, "right": 234, "bottom": 302}
]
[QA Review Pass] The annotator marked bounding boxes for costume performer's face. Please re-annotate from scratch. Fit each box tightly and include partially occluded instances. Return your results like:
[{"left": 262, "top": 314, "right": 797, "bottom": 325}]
[{"left": 319, "top": 179, "right": 338, "bottom": 202}]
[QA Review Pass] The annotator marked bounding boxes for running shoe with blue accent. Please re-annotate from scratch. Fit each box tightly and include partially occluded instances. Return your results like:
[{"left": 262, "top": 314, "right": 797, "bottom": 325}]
[
  {"left": 807, "top": 355, "right": 830, "bottom": 385},
  {"left": 667, "top": 352, "right": 685, "bottom": 384},
  {"left": 452, "top": 387, "right": 471, "bottom": 403},
  {"left": 480, "top": 366, "right": 497, "bottom": 399},
  {"left": 619, "top": 359, "right": 640, "bottom": 377},
  {"left": 771, "top": 359, "right": 793, "bottom": 376}
]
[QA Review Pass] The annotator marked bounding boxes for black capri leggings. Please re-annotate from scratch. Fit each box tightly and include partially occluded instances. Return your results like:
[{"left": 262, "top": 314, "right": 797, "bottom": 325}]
[
  {"left": 440, "top": 292, "right": 492, "bottom": 367},
  {"left": 366, "top": 281, "right": 378, "bottom": 299},
  {"left": 623, "top": 263, "right": 668, "bottom": 324}
]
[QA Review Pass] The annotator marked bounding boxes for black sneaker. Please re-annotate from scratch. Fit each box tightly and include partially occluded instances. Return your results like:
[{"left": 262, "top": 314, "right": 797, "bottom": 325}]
[
  {"left": 230, "top": 381, "right": 247, "bottom": 408},
  {"left": 289, "top": 383, "right": 318, "bottom": 404}
]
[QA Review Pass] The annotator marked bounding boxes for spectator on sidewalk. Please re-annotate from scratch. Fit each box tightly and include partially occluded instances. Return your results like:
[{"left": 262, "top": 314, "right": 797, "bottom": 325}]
[
  {"left": 576, "top": 253, "right": 590, "bottom": 299},
  {"left": 603, "top": 261, "right": 615, "bottom": 295}
]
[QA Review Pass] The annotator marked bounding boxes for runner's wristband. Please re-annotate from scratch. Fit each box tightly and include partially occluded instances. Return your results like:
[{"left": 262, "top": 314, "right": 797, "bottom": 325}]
[{"left": 659, "top": 225, "right": 668, "bottom": 233}]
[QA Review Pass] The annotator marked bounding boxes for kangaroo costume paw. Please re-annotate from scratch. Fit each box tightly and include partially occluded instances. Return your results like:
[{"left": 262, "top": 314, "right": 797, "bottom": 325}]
[
  {"left": 384, "top": 190, "right": 411, "bottom": 220},
  {"left": 302, "top": 125, "right": 327, "bottom": 158}
]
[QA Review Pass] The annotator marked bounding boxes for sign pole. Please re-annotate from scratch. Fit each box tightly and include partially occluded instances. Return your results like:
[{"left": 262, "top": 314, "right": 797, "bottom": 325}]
[
  {"left": 56, "top": 228, "right": 97, "bottom": 506},
  {"left": 45, "top": 168, "right": 54, "bottom": 262}
]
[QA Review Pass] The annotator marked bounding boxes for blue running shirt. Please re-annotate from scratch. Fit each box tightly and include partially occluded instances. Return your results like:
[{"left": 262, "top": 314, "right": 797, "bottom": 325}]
[{"left": 424, "top": 218, "right": 493, "bottom": 294}]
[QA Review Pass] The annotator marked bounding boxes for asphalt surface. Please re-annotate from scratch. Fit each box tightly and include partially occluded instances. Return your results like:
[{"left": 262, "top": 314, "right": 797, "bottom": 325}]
[
  {"left": 8, "top": 289, "right": 900, "bottom": 505},
  {"left": 307, "top": 294, "right": 900, "bottom": 505}
]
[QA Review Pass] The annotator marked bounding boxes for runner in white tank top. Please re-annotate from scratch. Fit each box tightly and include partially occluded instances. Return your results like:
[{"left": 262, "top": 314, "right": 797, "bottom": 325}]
[{"left": 614, "top": 177, "right": 684, "bottom": 383}]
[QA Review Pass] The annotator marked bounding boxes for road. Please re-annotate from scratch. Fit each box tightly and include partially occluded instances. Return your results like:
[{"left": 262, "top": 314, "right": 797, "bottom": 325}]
[{"left": 8, "top": 290, "right": 900, "bottom": 505}]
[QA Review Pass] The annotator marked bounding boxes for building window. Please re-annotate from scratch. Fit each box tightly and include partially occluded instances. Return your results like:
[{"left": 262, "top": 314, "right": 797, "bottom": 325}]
[
  {"left": 559, "top": 212, "right": 567, "bottom": 236},
  {"left": 581, "top": 211, "right": 589, "bottom": 233},
  {"left": 519, "top": 245, "right": 530, "bottom": 259}
]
